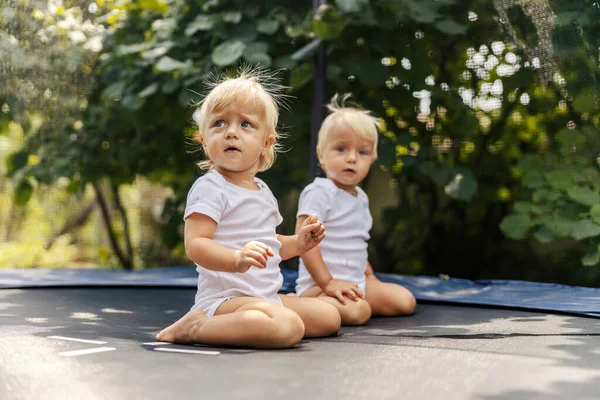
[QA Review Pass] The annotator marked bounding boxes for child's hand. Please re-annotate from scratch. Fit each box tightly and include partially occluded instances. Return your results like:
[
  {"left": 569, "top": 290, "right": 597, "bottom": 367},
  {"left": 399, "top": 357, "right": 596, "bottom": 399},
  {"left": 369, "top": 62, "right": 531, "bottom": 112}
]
[
  {"left": 233, "top": 241, "right": 274, "bottom": 273},
  {"left": 324, "top": 279, "right": 364, "bottom": 305},
  {"left": 297, "top": 214, "right": 326, "bottom": 253}
]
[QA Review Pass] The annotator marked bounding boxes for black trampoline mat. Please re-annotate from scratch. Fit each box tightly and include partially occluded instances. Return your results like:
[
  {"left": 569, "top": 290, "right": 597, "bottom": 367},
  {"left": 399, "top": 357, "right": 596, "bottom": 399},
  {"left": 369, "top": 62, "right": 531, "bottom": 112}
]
[{"left": 1, "top": 287, "right": 599, "bottom": 399}]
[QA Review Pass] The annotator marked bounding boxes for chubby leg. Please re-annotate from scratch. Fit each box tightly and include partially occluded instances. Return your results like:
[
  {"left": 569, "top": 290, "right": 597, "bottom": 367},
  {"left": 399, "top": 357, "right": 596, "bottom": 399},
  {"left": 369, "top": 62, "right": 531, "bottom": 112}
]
[
  {"left": 300, "top": 286, "right": 372, "bottom": 326},
  {"left": 279, "top": 294, "right": 341, "bottom": 337},
  {"left": 365, "top": 275, "right": 416, "bottom": 317},
  {"left": 156, "top": 297, "right": 305, "bottom": 349}
]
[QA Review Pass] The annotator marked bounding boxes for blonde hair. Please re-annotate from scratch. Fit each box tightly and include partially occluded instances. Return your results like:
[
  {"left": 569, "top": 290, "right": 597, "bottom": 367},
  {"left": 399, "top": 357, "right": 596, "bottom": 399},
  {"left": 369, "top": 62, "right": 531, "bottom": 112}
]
[
  {"left": 192, "top": 67, "right": 287, "bottom": 172},
  {"left": 317, "top": 94, "right": 381, "bottom": 159}
]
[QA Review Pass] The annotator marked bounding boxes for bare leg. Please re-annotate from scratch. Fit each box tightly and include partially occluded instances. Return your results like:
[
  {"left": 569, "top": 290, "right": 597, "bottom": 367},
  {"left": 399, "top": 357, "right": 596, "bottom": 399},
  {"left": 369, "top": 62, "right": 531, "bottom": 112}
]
[
  {"left": 279, "top": 294, "right": 341, "bottom": 337},
  {"left": 300, "top": 286, "right": 372, "bottom": 326},
  {"left": 365, "top": 275, "right": 416, "bottom": 316},
  {"left": 156, "top": 297, "right": 305, "bottom": 349}
]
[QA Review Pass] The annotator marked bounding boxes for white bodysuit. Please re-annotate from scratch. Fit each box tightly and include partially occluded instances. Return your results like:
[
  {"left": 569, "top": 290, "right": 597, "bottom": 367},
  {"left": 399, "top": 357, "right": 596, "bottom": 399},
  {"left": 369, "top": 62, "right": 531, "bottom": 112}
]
[
  {"left": 295, "top": 177, "right": 373, "bottom": 296},
  {"left": 184, "top": 170, "right": 284, "bottom": 316}
]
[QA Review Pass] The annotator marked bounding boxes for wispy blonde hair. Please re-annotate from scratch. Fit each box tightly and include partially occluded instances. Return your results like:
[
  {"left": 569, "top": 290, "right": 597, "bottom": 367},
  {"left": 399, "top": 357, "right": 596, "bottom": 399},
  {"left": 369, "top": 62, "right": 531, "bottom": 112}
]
[
  {"left": 192, "top": 67, "right": 288, "bottom": 171},
  {"left": 317, "top": 94, "right": 381, "bottom": 159}
]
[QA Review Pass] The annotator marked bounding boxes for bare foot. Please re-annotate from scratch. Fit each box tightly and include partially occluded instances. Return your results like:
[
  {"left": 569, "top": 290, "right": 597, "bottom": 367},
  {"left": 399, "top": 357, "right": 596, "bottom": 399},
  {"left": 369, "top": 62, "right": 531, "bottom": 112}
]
[{"left": 156, "top": 309, "right": 209, "bottom": 344}]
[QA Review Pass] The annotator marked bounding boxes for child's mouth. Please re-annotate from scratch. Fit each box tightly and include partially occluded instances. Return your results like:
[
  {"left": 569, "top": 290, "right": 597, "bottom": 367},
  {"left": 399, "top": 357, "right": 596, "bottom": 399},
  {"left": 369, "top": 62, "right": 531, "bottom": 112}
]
[
  {"left": 225, "top": 146, "right": 240, "bottom": 153},
  {"left": 343, "top": 169, "right": 356, "bottom": 174}
]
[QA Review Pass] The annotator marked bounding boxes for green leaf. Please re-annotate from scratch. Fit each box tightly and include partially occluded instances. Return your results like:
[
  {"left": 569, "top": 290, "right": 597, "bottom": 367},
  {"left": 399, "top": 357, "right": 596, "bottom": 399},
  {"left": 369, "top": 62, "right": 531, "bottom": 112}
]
[
  {"left": 556, "top": 128, "right": 586, "bottom": 149},
  {"left": 139, "top": 0, "right": 168, "bottom": 13},
  {"left": 582, "top": 245, "right": 600, "bottom": 266},
  {"left": 544, "top": 171, "right": 571, "bottom": 190},
  {"left": 406, "top": 0, "right": 440, "bottom": 23},
  {"left": 334, "top": 0, "right": 368, "bottom": 13},
  {"left": 435, "top": 19, "right": 467, "bottom": 35},
  {"left": 103, "top": 81, "right": 126, "bottom": 99},
  {"left": 522, "top": 171, "right": 545, "bottom": 188},
  {"left": 202, "top": 0, "right": 219, "bottom": 12},
  {"left": 313, "top": 5, "right": 344, "bottom": 40},
  {"left": 230, "top": 22, "right": 258, "bottom": 42},
  {"left": 534, "top": 226, "right": 555, "bottom": 244},
  {"left": 185, "top": 15, "right": 214, "bottom": 36},
  {"left": 142, "top": 45, "right": 172, "bottom": 60},
  {"left": 573, "top": 89, "right": 596, "bottom": 114},
  {"left": 532, "top": 189, "right": 560, "bottom": 203},
  {"left": 291, "top": 39, "right": 322, "bottom": 61},
  {"left": 7, "top": 151, "right": 28, "bottom": 175},
  {"left": 444, "top": 169, "right": 477, "bottom": 201},
  {"left": 429, "top": 167, "right": 450, "bottom": 186},
  {"left": 138, "top": 83, "right": 159, "bottom": 98},
  {"left": 555, "top": 11, "right": 579, "bottom": 27},
  {"left": 571, "top": 219, "right": 600, "bottom": 240},
  {"left": 211, "top": 40, "right": 245, "bottom": 67},
  {"left": 273, "top": 56, "right": 297, "bottom": 70},
  {"left": 117, "top": 43, "right": 151, "bottom": 55},
  {"left": 223, "top": 12, "right": 242, "bottom": 24},
  {"left": 289, "top": 63, "right": 313, "bottom": 90},
  {"left": 500, "top": 214, "right": 531, "bottom": 239},
  {"left": 543, "top": 218, "right": 574, "bottom": 237},
  {"left": 156, "top": 56, "right": 188, "bottom": 72},
  {"left": 14, "top": 180, "right": 33, "bottom": 205},
  {"left": 514, "top": 201, "right": 532, "bottom": 213},
  {"left": 257, "top": 19, "right": 280, "bottom": 35},
  {"left": 567, "top": 186, "right": 600, "bottom": 207},
  {"left": 122, "top": 94, "right": 144, "bottom": 111},
  {"left": 590, "top": 204, "right": 600, "bottom": 224}
]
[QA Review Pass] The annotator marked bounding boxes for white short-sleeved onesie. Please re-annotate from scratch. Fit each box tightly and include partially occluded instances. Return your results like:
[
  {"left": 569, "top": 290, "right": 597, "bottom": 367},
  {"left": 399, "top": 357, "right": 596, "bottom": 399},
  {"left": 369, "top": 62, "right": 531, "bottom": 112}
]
[
  {"left": 295, "top": 177, "right": 373, "bottom": 296},
  {"left": 184, "top": 170, "right": 284, "bottom": 316}
]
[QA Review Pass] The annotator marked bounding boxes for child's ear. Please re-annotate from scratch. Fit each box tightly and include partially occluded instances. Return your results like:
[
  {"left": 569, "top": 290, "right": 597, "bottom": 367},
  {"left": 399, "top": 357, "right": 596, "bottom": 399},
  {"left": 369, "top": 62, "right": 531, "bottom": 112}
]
[
  {"left": 316, "top": 147, "right": 325, "bottom": 166},
  {"left": 264, "top": 134, "right": 276, "bottom": 149}
]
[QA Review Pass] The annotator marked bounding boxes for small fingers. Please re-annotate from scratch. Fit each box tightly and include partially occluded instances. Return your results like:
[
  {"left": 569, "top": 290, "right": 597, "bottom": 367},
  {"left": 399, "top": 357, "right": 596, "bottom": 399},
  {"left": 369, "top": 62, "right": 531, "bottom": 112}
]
[
  {"left": 343, "top": 288, "right": 359, "bottom": 301},
  {"left": 246, "top": 250, "right": 267, "bottom": 267},
  {"left": 352, "top": 287, "right": 365, "bottom": 299},
  {"left": 334, "top": 290, "right": 346, "bottom": 305},
  {"left": 252, "top": 241, "right": 274, "bottom": 257}
]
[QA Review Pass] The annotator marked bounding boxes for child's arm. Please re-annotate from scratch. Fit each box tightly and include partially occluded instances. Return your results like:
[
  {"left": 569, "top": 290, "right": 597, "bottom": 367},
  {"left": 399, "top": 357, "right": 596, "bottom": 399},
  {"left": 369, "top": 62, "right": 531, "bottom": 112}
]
[
  {"left": 185, "top": 213, "right": 274, "bottom": 273},
  {"left": 366, "top": 262, "right": 375, "bottom": 277},
  {"left": 296, "top": 215, "right": 364, "bottom": 304},
  {"left": 277, "top": 214, "right": 325, "bottom": 261}
]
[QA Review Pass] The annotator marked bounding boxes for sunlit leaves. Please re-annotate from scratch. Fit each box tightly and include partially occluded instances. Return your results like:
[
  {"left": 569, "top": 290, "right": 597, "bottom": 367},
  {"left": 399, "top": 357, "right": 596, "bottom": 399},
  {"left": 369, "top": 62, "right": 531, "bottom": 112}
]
[
  {"left": 211, "top": 40, "right": 245, "bottom": 66},
  {"left": 185, "top": 15, "right": 214, "bottom": 36},
  {"left": 567, "top": 186, "right": 600, "bottom": 207},
  {"left": 14, "top": 180, "right": 33, "bottom": 205},
  {"left": 257, "top": 19, "right": 279, "bottom": 35},
  {"left": 591, "top": 205, "right": 600, "bottom": 224},
  {"left": 444, "top": 168, "right": 478, "bottom": 201},
  {"left": 313, "top": 4, "right": 344, "bottom": 40},
  {"left": 571, "top": 219, "right": 600, "bottom": 240},
  {"left": 582, "top": 244, "right": 600, "bottom": 266},
  {"left": 155, "top": 56, "right": 188, "bottom": 72},
  {"left": 334, "top": 0, "right": 369, "bottom": 14}
]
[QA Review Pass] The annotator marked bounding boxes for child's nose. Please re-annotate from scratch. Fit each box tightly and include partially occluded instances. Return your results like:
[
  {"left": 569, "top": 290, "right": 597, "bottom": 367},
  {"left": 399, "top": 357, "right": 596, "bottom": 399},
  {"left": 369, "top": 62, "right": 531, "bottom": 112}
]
[
  {"left": 346, "top": 150, "right": 357, "bottom": 162},
  {"left": 225, "top": 126, "right": 239, "bottom": 139}
]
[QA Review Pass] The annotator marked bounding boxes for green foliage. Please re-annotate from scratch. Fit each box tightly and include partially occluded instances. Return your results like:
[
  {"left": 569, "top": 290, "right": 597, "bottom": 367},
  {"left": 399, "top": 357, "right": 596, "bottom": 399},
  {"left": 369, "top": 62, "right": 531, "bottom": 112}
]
[{"left": 3, "top": 0, "right": 600, "bottom": 279}]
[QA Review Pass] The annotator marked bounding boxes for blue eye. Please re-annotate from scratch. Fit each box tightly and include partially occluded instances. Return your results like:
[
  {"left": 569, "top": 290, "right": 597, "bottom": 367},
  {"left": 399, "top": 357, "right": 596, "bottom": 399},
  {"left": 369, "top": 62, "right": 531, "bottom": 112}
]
[
  {"left": 337, "top": 147, "right": 345, "bottom": 152},
  {"left": 359, "top": 150, "right": 369, "bottom": 156},
  {"left": 241, "top": 121, "right": 252, "bottom": 128},
  {"left": 214, "top": 120, "right": 225, "bottom": 127}
]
